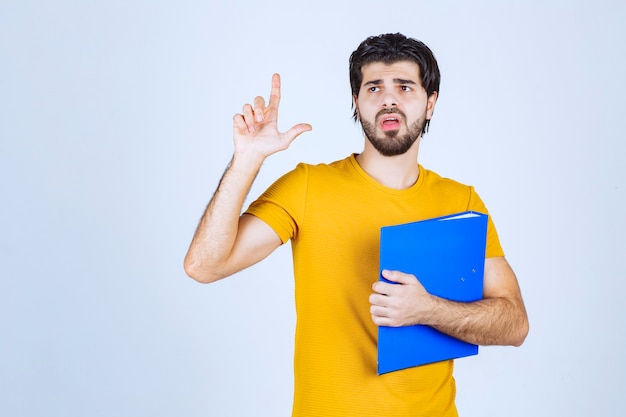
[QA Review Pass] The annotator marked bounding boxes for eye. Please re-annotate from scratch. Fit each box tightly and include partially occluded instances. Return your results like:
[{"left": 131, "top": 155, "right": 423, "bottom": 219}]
[
  {"left": 400, "top": 85, "right": 412, "bottom": 92},
  {"left": 369, "top": 86, "right": 380, "bottom": 93}
]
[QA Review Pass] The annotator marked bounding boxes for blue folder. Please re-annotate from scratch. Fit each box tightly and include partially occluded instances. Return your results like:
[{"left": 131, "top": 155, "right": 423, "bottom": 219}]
[{"left": 378, "top": 211, "right": 488, "bottom": 375}]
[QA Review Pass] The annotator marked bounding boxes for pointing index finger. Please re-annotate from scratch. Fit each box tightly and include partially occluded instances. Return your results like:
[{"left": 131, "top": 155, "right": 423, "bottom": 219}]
[{"left": 268, "top": 73, "right": 281, "bottom": 111}]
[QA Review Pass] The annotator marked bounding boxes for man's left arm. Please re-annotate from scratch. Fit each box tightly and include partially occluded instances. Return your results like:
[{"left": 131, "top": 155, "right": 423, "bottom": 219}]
[{"left": 369, "top": 257, "right": 529, "bottom": 346}]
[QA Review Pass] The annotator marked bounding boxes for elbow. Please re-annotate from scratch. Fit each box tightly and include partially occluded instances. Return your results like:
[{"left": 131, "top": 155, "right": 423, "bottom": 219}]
[
  {"left": 183, "top": 255, "right": 225, "bottom": 284},
  {"left": 184, "top": 266, "right": 216, "bottom": 284},
  {"left": 511, "top": 316, "right": 530, "bottom": 347}
]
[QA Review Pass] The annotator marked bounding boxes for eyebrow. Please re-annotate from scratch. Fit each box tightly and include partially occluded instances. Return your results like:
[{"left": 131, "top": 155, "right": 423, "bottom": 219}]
[{"left": 363, "top": 78, "right": 418, "bottom": 86}]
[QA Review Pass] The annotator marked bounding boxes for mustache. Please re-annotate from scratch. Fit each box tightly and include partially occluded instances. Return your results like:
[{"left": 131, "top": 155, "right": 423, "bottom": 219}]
[{"left": 376, "top": 107, "right": 406, "bottom": 120}]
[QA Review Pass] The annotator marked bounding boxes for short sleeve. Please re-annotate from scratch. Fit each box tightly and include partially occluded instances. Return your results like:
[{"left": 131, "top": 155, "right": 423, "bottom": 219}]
[
  {"left": 467, "top": 186, "right": 505, "bottom": 258},
  {"left": 244, "top": 163, "right": 309, "bottom": 244}
]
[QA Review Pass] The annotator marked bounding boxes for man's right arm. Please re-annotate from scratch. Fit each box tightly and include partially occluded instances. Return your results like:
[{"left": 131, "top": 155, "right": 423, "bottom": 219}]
[
  {"left": 183, "top": 154, "right": 279, "bottom": 283},
  {"left": 183, "top": 74, "right": 311, "bottom": 283}
]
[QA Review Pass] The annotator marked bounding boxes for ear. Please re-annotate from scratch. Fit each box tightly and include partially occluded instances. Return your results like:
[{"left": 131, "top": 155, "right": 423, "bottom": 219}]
[
  {"left": 352, "top": 94, "right": 361, "bottom": 120},
  {"left": 426, "top": 91, "right": 438, "bottom": 119}
]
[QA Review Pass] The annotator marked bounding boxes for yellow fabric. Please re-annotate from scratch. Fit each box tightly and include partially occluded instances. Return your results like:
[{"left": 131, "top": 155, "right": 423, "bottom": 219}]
[{"left": 245, "top": 154, "right": 504, "bottom": 417}]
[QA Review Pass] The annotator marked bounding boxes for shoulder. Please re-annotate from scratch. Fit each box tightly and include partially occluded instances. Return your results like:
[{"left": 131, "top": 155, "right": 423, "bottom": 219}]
[
  {"left": 256, "top": 156, "right": 352, "bottom": 198},
  {"left": 286, "top": 155, "right": 355, "bottom": 182},
  {"left": 304, "top": 155, "right": 353, "bottom": 173},
  {"left": 420, "top": 165, "right": 474, "bottom": 196},
  {"left": 419, "top": 165, "right": 492, "bottom": 215}
]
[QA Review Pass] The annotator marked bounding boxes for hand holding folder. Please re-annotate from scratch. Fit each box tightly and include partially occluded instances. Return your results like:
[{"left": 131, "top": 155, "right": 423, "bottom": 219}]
[{"left": 377, "top": 211, "right": 488, "bottom": 375}]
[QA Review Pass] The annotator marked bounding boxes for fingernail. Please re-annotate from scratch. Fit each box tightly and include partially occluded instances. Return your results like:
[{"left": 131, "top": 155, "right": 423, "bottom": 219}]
[{"left": 256, "top": 115, "right": 263, "bottom": 123}]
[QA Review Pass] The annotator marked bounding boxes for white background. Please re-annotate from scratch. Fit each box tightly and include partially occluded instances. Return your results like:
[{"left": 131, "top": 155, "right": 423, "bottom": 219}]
[{"left": 1, "top": 1, "right": 625, "bottom": 416}]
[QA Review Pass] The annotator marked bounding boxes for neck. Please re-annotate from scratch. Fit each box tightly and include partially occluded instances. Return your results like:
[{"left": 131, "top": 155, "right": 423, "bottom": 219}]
[{"left": 356, "top": 139, "right": 421, "bottom": 189}]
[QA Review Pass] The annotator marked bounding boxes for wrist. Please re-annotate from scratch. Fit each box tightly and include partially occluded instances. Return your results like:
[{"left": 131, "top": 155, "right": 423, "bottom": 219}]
[
  {"left": 419, "top": 293, "right": 445, "bottom": 326},
  {"left": 230, "top": 151, "right": 265, "bottom": 175}
]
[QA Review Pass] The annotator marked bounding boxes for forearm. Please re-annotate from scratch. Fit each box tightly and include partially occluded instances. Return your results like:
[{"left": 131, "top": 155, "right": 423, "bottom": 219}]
[
  {"left": 184, "top": 154, "right": 263, "bottom": 282},
  {"left": 426, "top": 295, "right": 528, "bottom": 346},
  {"left": 184, "top": 73, "right": 310, "bottom": 283}
]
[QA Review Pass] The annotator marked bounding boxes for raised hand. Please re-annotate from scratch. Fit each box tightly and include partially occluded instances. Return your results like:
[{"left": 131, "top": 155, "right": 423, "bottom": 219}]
[{"left": 232, "top": 73, "right": 312, "bottom": 163}]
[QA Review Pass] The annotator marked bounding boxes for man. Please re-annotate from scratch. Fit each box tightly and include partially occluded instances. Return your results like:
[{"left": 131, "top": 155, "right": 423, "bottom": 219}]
[{"left": 185, "top": 33, "right": 529, "bottom": 416}]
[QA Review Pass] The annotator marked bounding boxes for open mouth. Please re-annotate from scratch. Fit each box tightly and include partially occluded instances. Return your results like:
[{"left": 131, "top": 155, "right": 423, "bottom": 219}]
[{"left": 379, "top": 115, "right": 402, "bottom": 131}]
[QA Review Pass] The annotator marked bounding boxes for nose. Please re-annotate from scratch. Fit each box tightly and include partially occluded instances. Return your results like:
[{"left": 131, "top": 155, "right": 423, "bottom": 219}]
[{"left": 381, "top": 90, "right": 398, "bottom": 108}]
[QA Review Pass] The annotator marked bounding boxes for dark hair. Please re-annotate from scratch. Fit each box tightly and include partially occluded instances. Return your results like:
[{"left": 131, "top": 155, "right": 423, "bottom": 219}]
[{"left": 349, "top": 33, "right": 441, "bottom": 134}]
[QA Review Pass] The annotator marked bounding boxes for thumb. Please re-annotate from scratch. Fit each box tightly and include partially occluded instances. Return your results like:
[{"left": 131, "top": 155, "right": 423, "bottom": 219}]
[
  {"left": 282, "top": 123, "right": 313, "bottom": 144},
  {"left": 381, "top": 269, "right": 416, "bottom": 285}
]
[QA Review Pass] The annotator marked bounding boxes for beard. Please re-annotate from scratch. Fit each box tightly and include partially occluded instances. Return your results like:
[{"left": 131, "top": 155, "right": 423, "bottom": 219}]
[{"left": 360, "top": 108, "right": 426, "bottom": 157}]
